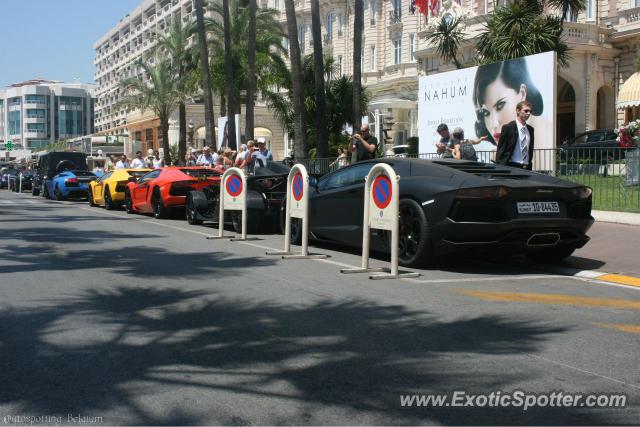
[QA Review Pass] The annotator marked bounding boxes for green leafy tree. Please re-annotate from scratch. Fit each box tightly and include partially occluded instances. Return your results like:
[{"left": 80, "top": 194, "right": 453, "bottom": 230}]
[
  {"left": 310, "top": 0, "right": 329, "bottom": 158},
  {"left": 423, "top": 15, "right": 465, "bottom": 69},
  {"left": 194, "top": 0, "right": 217, "bottom": 149},
  {"left": 117, "top": 58, "right": 182, "bottom": 164},
  {"left": 154, "top": 17, "right": 197, "bottom": 163},
  {"left": 283, "top": 0, "right": 307, "bottom": 159},
  {"left": 264, "top": 55, "right": 369, "bottom": 157},
  {"left": 205, "top": 0, "right": 287, "bottom": 122},
  {"left": 477, "top": 0, "right": 570, "bottom": 66}
]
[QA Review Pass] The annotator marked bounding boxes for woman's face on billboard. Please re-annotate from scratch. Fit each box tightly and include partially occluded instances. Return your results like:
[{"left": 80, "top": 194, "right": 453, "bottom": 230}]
[{"left": 478, "top": 77, "right": 526, "bottom": 136}]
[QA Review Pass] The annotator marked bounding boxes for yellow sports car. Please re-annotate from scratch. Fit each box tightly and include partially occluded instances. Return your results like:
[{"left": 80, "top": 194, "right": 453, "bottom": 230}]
[{"left": 89, "top": 168, "right": 152, "bottom": 209}]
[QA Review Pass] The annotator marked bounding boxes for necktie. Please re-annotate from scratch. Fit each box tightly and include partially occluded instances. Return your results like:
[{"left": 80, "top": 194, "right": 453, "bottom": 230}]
[{"left": 520, "top": 126, "right": 528, "bottom": 165}]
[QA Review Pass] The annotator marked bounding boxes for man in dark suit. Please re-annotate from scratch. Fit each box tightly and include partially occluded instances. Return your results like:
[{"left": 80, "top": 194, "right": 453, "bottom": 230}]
[{"left": 495, "top": 100, "right": 535, "bottom": 170}]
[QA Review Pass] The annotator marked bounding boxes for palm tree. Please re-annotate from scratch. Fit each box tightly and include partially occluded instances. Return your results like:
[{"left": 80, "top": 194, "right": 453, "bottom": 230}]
[
  {"left": 283, "top": 0, "right": 307, "bottom": 159},
  {"left": 353, "top": 0, "right": 364, "bottom": 131},
  {"left": 546, "top": 0, "right": 586, "bottom": 21},
  {"left": 310, "top": 0, "right": 328, "bottom": 158},
  {"left": 154, "top": 17, "right": 196, "bottom": 164},
  {"left": 117, "top": 58, "right": 182, "bottom": 165},
  {"left": 222, "top": 0, "right": 237, "bottom": 148},
  {"left": 477, "top": 0, "right": 570, "bottom": 66},
  {"left": 205, "top": 0, "right": 286, "bottom": 138},
  {"left": 244, "top": 0, "right": 257, "bottom": 141},
  {"left": 194, "top": 0, "right": 217, "bottom": 149},
  {"left": 423, "top": 15, "right": 465, "bottom": 69},
  {"left": 264, "top": 55, "right": 368, "bottom": 152}
]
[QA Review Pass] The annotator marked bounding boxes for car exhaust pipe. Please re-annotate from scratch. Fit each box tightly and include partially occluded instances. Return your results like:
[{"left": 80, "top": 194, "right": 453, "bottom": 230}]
[{"left": 527, "top": 233, "right": 561, "bottom": 247}]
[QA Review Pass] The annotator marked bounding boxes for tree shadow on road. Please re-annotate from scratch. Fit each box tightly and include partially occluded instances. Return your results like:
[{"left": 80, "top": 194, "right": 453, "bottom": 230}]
[{"left": 0, "top": 286, "right": 627, "bottom": 425}]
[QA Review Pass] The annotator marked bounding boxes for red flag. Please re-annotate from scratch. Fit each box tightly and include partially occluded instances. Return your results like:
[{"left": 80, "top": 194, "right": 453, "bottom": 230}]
[{"left": 414, "top": 0, "right": 430, "bottom": 15}]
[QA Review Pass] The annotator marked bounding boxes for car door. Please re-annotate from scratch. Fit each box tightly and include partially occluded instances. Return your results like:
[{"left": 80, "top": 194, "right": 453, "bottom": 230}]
[
  {"left": 309, "top": 163, "right": 375, "bottom": 244},
  {"left": 134, "top": 170, "right": 161, "bottom": 211},
  {"left": 93, "top": 172, "right": 112, "bottom": 204}
]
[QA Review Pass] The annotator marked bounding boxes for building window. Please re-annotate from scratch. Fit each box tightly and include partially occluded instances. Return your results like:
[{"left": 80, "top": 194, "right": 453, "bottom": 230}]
[
  {"left": 338, "top": 55, "right": 343, "bottom": 76},
  {"left": 370, "top": 45, "right": 376, "bottom": 71},
  {"left": 392, "top": 0, "right": 402, "bottom": 17},
  {"left": 394, "top": 39, "right": 402, "bottom": 65},
  {"left": 586, "top": 0, "right": 594, "bottom": 19},
  {"left": 25, "top": 109, "right": 46, "bottom": 119},
  {"left": 298, "top": 24, "right": 306, "bottom": 53},
  {"left": 409, "top": 33, "right": 415, "bottom": 62},
  {"left": 8, "top": 111, "right": 20, "bottom": 135},
  {"left": 326, "top": 12, "right": 334, "bottom": 41},
  {"left": 25, "top": 95, "right": 47, "bottom": 104},
  {"left": 635, "top": 0, "right": 640, "bottom": 7},
  {"left": 338, "top": 13, "right": 344, "bottom": 36},
  {"left": 370, "top": 0, "right": 376, "bottom": 26}
]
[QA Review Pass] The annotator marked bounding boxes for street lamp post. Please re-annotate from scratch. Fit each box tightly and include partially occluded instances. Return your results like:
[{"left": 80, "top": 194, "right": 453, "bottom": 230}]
[{"left": 188, "top": 119, "right": 195, "bottom": 149}]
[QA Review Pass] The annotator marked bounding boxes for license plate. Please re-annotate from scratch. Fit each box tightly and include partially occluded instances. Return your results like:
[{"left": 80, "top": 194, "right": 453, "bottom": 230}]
[{"left": 517, "top": 201, "right": 559, "bottom": 214}]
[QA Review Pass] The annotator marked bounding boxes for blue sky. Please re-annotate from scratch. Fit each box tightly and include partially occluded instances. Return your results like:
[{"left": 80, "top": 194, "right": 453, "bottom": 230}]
[{"left": 0, "top": 0, "right": 142, "bottom": 88}]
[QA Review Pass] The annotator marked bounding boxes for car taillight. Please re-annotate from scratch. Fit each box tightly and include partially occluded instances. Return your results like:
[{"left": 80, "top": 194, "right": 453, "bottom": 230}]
[
  {"left": 455, "top": 186, "right": 511, "bottom": 200},
  {"left": 172, "top": 180, "right": 195, "bottom": 188},
  {"left": 571, "top": 186, "right": 592, "bottom": 199},
  {"left": 65, "top": 177, "right": 79, "bottom": 186}
]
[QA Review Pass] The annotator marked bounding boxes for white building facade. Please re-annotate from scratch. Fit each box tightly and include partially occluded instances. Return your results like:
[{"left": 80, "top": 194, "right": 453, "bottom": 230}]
[{"left": 0, "top": 79, "right": 95, "bottom": 151}]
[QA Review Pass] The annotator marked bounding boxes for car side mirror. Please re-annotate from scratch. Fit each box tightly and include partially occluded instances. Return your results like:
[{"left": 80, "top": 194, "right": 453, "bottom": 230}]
[{"left": 309, "top": 176, "right": 319, "bottom": 188}]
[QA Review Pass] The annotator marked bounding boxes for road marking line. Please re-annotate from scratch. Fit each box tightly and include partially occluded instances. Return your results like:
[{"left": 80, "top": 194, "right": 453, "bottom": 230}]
[
  {"left": 455, "top": 289, "right": 640, "bottom": 310},
  {"left": 525, "top": 353, "right": 640, "bottom": 390},
  {"left": 595, "top": 274, "right": 640, "bottom": 288},
  {"left": 405, "top": 275, "right": 566, "bottom": 284},
  {"left": 594, "top": 323, "right": 640, "bottom": 335}
]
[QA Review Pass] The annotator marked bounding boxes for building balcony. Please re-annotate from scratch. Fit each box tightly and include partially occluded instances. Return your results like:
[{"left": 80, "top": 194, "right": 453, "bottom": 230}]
[
  {"left": 23, "top": 130, "right": 48, "bottom": 138},
  {"left": 388, "top": 11, "right": 402, "bottom": 28},
  {"left": 602, "top": 6, "right": 640, "bottom": 36},
  {"left": 563, "top": 21, "right": 612, "bottom": 46}
]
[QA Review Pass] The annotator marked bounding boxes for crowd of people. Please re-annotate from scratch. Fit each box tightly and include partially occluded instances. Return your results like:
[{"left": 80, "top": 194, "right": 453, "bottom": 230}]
[{"left": 100, "top": 137, "right": 275, "bottom": 174}]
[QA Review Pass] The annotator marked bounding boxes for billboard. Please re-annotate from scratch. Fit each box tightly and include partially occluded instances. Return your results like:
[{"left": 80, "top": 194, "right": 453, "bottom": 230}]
[{"left": 418, "top": 52, "right": 556, "bottom": 170}]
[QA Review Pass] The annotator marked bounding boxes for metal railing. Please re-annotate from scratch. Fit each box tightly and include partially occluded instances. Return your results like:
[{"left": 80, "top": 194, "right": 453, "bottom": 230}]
[{"left": 285, "top": 147, "right": 640, "bottom": 213}]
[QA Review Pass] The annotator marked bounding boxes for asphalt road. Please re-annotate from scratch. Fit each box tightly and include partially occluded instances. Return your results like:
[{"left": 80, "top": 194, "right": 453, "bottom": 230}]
[{"left": 0, "top": 190, "right": 638, "bottom": 425}]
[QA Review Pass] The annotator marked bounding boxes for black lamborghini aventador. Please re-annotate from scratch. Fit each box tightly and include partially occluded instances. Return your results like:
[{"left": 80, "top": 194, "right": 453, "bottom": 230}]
[{"left": 288, "top": 158, "right": 594, "bottom": 267}]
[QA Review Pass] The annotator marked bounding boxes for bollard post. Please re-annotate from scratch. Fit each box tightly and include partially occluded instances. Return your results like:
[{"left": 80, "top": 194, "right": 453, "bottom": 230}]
[{"left": 206, "top": 167, "right": 246, "bottom": 240}]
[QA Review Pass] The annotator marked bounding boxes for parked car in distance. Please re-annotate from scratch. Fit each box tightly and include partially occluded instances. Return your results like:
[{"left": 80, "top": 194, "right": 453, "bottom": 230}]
[
  {"left": 47, "top": 169, "right": 97, "bottom": 201},
  {"left": 9, "top": 170, "right": 35, "bottom": 192},
  {"left": 89, "top": 168, "right": 152, "bottom": 210},
  {"left": 33, "top": 151, "right": 88, "bottom": 197},
  {"left": 0, "top": 168, "right": 18, "bottom": 189},
  {"left": 124, "top": 167, "right": 221, "bottom": 218},
  {"left": 558, "top": 129, "right": 624, "bottom": 162},
  {"left": 185, "top": 161, "right": 290, "bottom": 233}
]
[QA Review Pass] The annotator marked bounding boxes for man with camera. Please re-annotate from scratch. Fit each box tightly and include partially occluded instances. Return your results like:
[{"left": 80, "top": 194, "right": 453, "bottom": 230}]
[{"left": 348, "top": 124, "right": 378, "bottom": 162}]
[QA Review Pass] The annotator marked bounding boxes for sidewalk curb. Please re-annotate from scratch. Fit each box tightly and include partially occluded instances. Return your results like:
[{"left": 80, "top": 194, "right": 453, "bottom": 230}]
[
  {"left": 545, "top": 265, "right": 640, "bottom": 289},
  {"left": 593, "top": 210, "right": 640, "bottom": 226}
]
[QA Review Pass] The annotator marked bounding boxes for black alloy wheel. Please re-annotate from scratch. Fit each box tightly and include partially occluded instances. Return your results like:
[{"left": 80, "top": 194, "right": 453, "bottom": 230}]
[
  {"left": 231, "top": 209, "right": 261, "bottom": 234},
  {"left": 124, "top": 190, "right": 134, "bottom": 214},
  {"left": 152, "top": 188, "right": 168, "bottom": 219},
  {"left": 104, "top": 187, "right": 115, "bottom": 210},
  {"left": 185, "top": 195, "right": 203, "bottom": 225},
  {"left": 54, "top": 185, "right": 64, "bottom": 201},
  {"left": 88, "top": 187, "right": 97, "bottom": 207},
  {"left": 396, "top": 198, "right": 431, "bottom": 267}
]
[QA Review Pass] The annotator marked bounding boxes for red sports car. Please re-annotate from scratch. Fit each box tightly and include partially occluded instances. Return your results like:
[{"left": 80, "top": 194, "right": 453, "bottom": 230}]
[{"left": 124, "top": 167, "right": 221, "bottom": 218}]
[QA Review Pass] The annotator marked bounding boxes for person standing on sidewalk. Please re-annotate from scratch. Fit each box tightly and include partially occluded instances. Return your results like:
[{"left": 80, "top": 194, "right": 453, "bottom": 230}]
[
  {"left": 348, "top": 124, "right": 378, "bottom": 162},
  {"left": 495, "top": 100, "right": 535, "bottom": 170}
]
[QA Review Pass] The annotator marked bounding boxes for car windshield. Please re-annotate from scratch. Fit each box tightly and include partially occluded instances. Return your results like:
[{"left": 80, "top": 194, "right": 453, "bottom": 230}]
[
  {"left": 129, "top": 170, "right": 150, "bottom": 179},
  {"left": 254, "top": 161, "right": 290, "bottom": 176}
]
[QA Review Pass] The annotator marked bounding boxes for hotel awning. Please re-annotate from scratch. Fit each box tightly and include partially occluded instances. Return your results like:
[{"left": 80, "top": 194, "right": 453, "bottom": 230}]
[
  {"left": 617, "top": 72, "right": 640, "bottom": 109},
  {"left": 368, "top": 97, "right": 417, "bottom": 110}
]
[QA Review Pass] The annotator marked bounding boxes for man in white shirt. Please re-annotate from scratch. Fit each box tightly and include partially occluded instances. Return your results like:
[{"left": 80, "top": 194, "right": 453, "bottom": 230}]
[
  {"left": 495, "top": 100, "right": 535, "bottom": 170},
  {"left": 115, "top": 155, "right": 130, "bottom": 169},
  {"left": 196, "top": 146, "right": 216, "bottom": 166},
  {"left": 130, "top": 151, "right": 147, "bottom": 169}
]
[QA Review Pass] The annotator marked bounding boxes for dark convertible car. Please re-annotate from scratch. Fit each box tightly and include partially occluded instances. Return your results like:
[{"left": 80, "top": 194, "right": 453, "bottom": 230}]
[
  {"left": 185, "top": 161, "right": 290, "bottom": 233},
  {"left": 287, "top": 158, "right": 594, "bottom": 267}
]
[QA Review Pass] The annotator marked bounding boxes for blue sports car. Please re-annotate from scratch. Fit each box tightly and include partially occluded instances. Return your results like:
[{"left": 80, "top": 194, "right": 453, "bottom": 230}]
[{"left": 44, "top": 160, "right": 97, "bottom": 201}]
